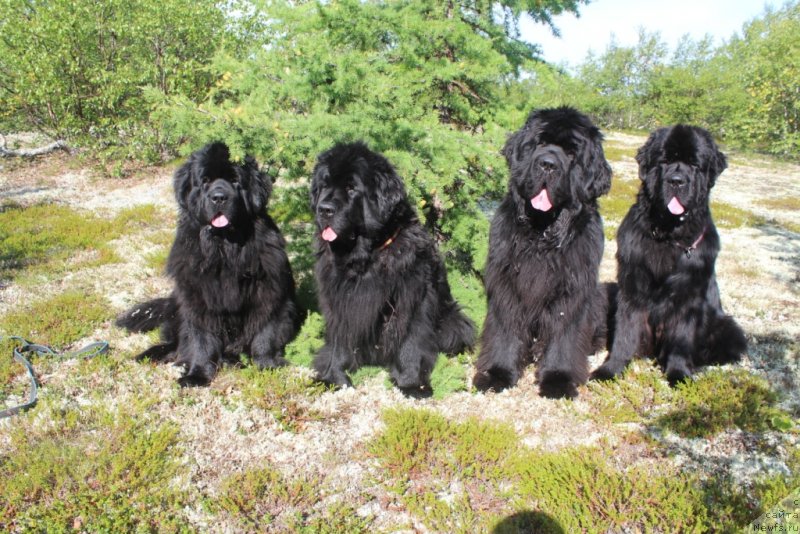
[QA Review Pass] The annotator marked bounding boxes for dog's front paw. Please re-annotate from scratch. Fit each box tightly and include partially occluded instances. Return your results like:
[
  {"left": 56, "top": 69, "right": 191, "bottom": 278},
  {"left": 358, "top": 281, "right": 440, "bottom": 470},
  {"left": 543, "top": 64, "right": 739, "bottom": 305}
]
[
  {"left": 472, "top": 368, "right": 517, "bottom": 393},
  {"left": 315, "top": 371, "right": 353, "bottom": 389},
  {"left": 538, "top": 370, "right": 579, "bottom": 399},
  {"left": 589, "top": 363, "right": 620, "bottom": 382}
]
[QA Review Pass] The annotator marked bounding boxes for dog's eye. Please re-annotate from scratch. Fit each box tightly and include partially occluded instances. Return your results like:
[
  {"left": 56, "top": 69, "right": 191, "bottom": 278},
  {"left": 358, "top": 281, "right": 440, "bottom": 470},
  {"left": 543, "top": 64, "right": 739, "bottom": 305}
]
[
  {"left": 346, "top": 185, "right": 356, "bottom": 197},
  {"left": 201, "top": 176, "right": 211, "bottom": 185}
]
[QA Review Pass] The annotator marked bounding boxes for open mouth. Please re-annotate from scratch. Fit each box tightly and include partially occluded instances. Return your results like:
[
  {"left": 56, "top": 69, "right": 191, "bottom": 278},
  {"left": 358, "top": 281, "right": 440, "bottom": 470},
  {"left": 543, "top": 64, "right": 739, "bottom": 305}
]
[
  {"left": 530, "top": 188, "right": 553, "bottom": 212},
  {"left": 210, "top": 213, "right": 230, "bottom": 228}
]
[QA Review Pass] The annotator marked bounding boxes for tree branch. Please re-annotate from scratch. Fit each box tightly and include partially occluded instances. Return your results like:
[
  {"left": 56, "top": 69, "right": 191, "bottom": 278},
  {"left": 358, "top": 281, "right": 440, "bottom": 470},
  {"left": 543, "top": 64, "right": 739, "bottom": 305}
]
[{"left": 0, "top": 135, "right": 70, "bottom": 157}]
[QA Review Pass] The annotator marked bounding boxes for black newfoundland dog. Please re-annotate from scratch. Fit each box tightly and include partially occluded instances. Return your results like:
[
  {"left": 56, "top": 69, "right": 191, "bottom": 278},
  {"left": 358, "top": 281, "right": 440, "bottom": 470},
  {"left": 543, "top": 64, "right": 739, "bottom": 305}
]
[
  {"left": 591, "top": 125, "right": 746, "bottom": 384},
  {"left": 310, "top": 142, "right": 475, "bottom": 396},
  {"left": 117, "top": 142, "right": 300, "bottom": 386},
  {"left": 473, "top": 107, "right": 612, "bottom": 399}
]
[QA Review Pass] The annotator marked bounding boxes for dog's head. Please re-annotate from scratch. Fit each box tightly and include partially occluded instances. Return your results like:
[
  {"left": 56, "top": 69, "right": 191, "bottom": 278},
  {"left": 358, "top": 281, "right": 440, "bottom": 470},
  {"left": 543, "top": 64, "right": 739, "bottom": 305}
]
[
  {"left": 503, "top": 107, "right": 611, "bottom": 222},
  {"left": 173, "top": 142, "right": 271, "bottom": 232},
  {"left": 636, "top": 125, "right": 726, "bottom": 221},
  {"left": 310, "top": 142, "right": 409, "bottom": 248}
]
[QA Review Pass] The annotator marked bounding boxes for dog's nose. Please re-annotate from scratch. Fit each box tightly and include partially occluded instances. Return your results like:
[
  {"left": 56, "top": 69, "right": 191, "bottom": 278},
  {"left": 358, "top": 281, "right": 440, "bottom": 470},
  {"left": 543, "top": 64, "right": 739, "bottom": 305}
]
[
  {"left": 537, "top": 155, "right": 558, "bottom": 173},
  {"left": 668, "top": 174, "right": 687, "bottom": 187},
  {"left": 211, "top": 191, "right": 228, "bottom": 204},
  {"left": 317, "top": 202, "right": 336, "bottom": 218}
]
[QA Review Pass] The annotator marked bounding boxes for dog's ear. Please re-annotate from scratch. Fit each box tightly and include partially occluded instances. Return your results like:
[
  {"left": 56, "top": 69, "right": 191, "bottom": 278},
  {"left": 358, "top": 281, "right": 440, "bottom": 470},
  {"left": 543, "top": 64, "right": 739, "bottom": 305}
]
[
  {"left": 374, "top": 161, "right": 407, "bottom": 219},
  {"left": 580, "top": 134, "right": 612, "bottom": 200},
  {"left": 700, "top": 131, "right": 727, "bottom": 188},
  {"left": 173, "top": 160, "right": 193, "bottom": 210},
  {"left": 240, "top": 156, "right": 271, "bottom": 214},
  {"left": 706, "top": 147, "right": 727, "bottom": 188},
  {"left": 309, "top": 163, "right": 326, "bottom": 212},
  {"left": 502, "top": 128, "right": 528, "bottom": 167},
  {"left": 635, "top": 129, "right": 666, "bottom": 181}
]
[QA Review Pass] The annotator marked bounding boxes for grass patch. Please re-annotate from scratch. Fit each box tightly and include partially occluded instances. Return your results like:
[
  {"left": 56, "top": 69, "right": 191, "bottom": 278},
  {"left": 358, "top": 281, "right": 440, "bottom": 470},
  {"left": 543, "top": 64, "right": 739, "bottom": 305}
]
[
  {"left": 429, "top": 353, "right": 469, "bottom": 399},
  {"left": 448, "top": 270, "right": 486, "bottom": 329},
  {"left": 761, "top": 196, "right": 800, "bottom": 211},
  {"left": 0, "top": 290, "right": 112, "bottom": 349},
  {"left": 285, "top": 311, "right": 325, "bottom": 368},
  {"left": 0, "top": 403, "right": 194, "bottom": 532},
  {"left": 111, "top": 203, "right": 170, "bottom": 229},
  {"left": 215, "top": 466, "right": 373, "bottom": 533},
  {"left": 296, "top": 501, "right": 374, "bottom": 533},
  {"left": 599, "top": 177, "right": 639, "bottom": 239},
  {"left": 656, "top": 368, "right": 791, "bottom": 438},
  {"left": 215, "top": 466, "right": 320, "bottom": 530},
  {"left": 509, "top": 447, "right": 708, "bottom": 532},
  {"left": 0, "top": 202, "right": 169, "bottom": 283},
  {"left": 603, "top": 144, "right": 638, "bottom": 162},
  {"left": 0, "top": 203, "right": 120, "bottom": 277},
  {"left": 142, "top": 229, "right": 175, "bottom": 271},
  {"left": 369, "top": 407, "right": 718, "bottom": 532},
  {"left": 585, "top": 360, "right": 672, "bottom": 424},
  {"left": 213, "top": 364, "right": 326, "bottom": 432},
  {"left": 711, "top": 200, "right": 765, "bottom": 229}
]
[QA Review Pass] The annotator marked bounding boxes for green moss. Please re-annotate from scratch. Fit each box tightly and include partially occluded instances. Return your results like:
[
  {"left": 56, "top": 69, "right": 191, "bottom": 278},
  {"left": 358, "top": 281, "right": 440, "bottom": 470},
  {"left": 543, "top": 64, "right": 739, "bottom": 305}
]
[
  {"left": 403, "top": 490, "right": 481, "bottom": 534},
  {"left": 603, "top": 144, "right": 638, "bottom": 162},
  {"left": 369, "top": 407, "right": 770, "bottom": 532},
  {"left": 448, "top": 270, "right": 486, "bottom": 329},
  {"left": 142, "top": 229, "right": 175, "bottom": 271},
  {"left": 761, "top": 196, "right": 800, "bottom": 211},
  {"left": 285, "top": 311, "right": 325, "bottom": 368},
  {"left": 711, "top": 200, "right": 765, "bottom": 229},
  {"left": 0, "top": 403, "right": 194, "bottom": 532},
  {"left": 599, "top": 177, "right": 639, "bottom": 239},
  {"left": 370, "top": 408, "right": 457, "bottom": 477},
  {"left": 213, "top": 365, "right": 326, "bottom": 432},
  {"left": 585, "top": 360, "right": 672, "bottom": 424},
  {"left": 0, "top": 290, "right": 112, "bottom": 349},
  {"left": 112, "top": 203, "right": 171, "bottom": 230},
  {"left": 0, "top": 203, "right": 173, "bottom": 284},
  {"left": 0, "top": 203, "right": 121, "bottom": 276},
  {"left": 429, "top": 353, "right": 469, "bottom": 399},
  {"left": 215, "top": 466, "right": 320, "bottom": 531},
  {"left": 596, "top": 180, "right": 770, "bottom": 237},
  {"left": 509, "top": 448, "right": 708, "bottom": 532},
  {"left": 656, "top": 368, "right": 789, "bottom": 438},
  {"left": 289, "top": 501, "right": 374, "bottom": 534}
]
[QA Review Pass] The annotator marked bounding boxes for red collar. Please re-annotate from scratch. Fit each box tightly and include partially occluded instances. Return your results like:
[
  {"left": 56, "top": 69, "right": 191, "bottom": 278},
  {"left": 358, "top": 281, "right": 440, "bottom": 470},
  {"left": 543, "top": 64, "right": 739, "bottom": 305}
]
[
  {"left": 675, "top": 225, "right": 707, "bottom": 258},
  {"left": 378, "top": 228, "right": 402, "bottom": 251}
]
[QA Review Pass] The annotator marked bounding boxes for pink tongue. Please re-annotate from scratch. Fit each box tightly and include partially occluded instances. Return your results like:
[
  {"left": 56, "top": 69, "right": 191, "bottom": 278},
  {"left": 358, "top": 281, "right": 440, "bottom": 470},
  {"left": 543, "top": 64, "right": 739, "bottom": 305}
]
[
  {"left": 211, "top": 213, "right": 230, "bottom": 228},
  {"left": 321, "top": 226, "right": 338, "bottom": 242},
  {"left": 667, "top": 197, "right": 685, "bottom": 215},
  {"left": 531, "top": 189, "right": 553, "bottom": 212}
]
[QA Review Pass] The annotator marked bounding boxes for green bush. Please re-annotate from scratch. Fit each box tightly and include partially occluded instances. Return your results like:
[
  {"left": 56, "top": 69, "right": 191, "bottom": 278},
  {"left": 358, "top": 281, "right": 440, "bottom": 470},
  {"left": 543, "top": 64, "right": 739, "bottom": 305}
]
[{"left": 0, "top": 0, "right": 227, "bottom": 160}]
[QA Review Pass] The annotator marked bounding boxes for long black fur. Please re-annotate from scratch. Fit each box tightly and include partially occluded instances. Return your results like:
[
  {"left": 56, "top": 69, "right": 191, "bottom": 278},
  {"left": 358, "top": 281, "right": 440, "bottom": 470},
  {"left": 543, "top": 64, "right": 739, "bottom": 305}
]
[
  {"left": 116, "top": 142, "right": 300, "bottom": 386},
  {"left": 310, "top": 142, "right": 475, "bottom": 396},
  {"left": 591, "top": 125, "right": 746, "bottom": 385},
  {"left": 473, "top": 107, "right": 612, "bottom": 399}
]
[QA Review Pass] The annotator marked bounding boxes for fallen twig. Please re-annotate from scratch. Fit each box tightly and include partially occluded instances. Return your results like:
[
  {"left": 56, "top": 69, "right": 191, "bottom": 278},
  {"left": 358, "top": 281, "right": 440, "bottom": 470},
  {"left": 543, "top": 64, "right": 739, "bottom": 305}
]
[{"left": 0, "top": 135, "right": 70, "bottom": 157}]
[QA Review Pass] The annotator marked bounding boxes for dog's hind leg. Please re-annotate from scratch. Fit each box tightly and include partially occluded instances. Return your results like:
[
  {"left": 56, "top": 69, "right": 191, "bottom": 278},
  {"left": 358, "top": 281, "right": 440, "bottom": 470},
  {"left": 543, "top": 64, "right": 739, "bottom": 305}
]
[{"left": 701, "top": 313, "right": 747, "bottom": 366}]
